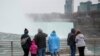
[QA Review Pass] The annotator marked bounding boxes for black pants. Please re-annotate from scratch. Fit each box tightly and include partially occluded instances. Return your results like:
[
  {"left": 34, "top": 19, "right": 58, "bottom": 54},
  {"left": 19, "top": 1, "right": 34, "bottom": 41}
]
[
  {"left": 31, "top": 54, "right": 37, "bottom": 56},
  {"left": 23, "top": 48, "right": 29, "bottom": 56},
  {"left": 78, "top": 46, "right": 85, "bottom": 56}
]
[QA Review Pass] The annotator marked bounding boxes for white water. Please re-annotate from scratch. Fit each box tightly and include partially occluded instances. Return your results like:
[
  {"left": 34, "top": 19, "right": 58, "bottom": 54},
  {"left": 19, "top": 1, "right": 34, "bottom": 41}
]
[{"left": 85, "top": 47, "right": 94, "bottom": 55}]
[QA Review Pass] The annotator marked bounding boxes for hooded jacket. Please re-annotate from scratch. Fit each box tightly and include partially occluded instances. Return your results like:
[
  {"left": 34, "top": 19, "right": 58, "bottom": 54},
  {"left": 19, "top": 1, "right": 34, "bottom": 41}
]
[
  {"left": 34, "top": 31, "right": 47, "bottom": 49},
  {"left": 21, "top": 29, "right": 31, "bottom": 49},
  {"left": 29, "top": 40, "right": 38, "bottom": 54},
  {"left": 75, "top": 34, "right": 86, "bottom": 47},
  {"left": 67, "top": 29, "right": 76, "bottom": 46},
  {"left": 48, "top": 32, "right": 60, "bottom": 53}
]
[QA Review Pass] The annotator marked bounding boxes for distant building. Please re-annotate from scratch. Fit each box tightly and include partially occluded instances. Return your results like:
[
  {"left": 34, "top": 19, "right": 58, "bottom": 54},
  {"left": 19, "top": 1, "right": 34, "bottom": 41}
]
[
  {"left": 90, "top": 4, "right": 98, "bottom": 11},
  {"left": 98, "top": 0, "right": 100, "bottom": 2},
  {"left": 78, "top": 1, "right": 92, "bottom": 12},
  {"left": 78, "top": 1, "right": 100, "bottom": 13},
  {"left": 64, "top": 0, "right": 73, "bottom": 15},
  {"left": 98, "top": 3, "right": 100, "bottom": 11}
]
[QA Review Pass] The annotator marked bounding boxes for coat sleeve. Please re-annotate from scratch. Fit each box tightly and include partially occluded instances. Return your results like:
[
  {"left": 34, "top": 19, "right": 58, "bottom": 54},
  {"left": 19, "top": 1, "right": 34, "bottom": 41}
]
[
  {"left": 67, "top": 33, "right": 70, "bottom": 45},
  {"left": 20, "top": 35, "right": 23, "bottom": 45},
  {"left": 34, "top": 35, "right": 38, "bottom": 45},
  {"left": 75, "top": 35, "right": 78, "bottom": 43},
  {"left": 27, "top": 36, "right": 32, "bottom": 48}
]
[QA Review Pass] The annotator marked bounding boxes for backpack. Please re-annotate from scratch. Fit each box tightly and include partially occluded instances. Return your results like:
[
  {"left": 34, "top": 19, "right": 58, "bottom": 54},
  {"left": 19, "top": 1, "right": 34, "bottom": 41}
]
[{"left": 21, "top": 37, "right": 29, "bottom": 45}]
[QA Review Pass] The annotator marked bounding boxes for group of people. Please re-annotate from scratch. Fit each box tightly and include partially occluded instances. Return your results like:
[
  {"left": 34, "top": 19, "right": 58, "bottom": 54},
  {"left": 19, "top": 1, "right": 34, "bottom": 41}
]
[
  {"left": 21, "top": 28, "right": 60, "bottom": 56},
  {"left": 21, "top": 28, "right": 86, "bottom": 56},
  {"left": 67, "top": 28, "right": 86, "bottom": 56}
]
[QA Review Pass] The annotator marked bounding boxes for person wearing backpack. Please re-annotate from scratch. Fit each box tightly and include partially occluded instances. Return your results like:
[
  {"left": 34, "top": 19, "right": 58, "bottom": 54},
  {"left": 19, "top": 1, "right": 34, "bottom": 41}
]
[
  {"left": 21, "top": 28, "right": 31, "bottom": 56},
  {"left": 29, "top": 39, "right": 38, "bottom": 56}
]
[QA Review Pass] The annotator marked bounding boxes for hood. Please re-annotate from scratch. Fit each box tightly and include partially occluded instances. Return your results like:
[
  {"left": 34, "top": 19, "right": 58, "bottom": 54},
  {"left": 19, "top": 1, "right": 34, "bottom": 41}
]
[
  {"left": 50, "top": 32, "right": 56, "bottom": 36},
  {"left": 71, "top": 28, "right": 75, "bottom": 33},
  {"left": 24, "top": 28, "right": 29, "bottom": 34},
  {"left": 32, "top": 40, "right": 35, "bottom": 45}
]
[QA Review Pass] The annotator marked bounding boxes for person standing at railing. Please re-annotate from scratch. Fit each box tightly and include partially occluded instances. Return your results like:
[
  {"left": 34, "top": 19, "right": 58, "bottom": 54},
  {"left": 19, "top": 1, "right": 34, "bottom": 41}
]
[
  {"left": 29, "top": 39, "right": 38, "bottom": 56},
  {"left": 67, "top": 28, "right": 76, "bottom": 56},
  {"left": 75, "top": 30, "right": 86, "bottom": 56},
  {"left": 21, "top": 28, "right": 31, "bottom": 56},
  {"left": 48, "top": 30, "right": 60, "bottom": 56},
  {"left": 34, "top": 29, "right": 47, "bottom": 56}
]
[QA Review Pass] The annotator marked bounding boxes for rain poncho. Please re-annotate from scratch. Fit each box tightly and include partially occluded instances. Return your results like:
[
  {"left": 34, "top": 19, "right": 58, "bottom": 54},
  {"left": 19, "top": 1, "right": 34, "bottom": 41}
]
[{"left": 48, "top": 32, "right": 60, "bottom": 53}]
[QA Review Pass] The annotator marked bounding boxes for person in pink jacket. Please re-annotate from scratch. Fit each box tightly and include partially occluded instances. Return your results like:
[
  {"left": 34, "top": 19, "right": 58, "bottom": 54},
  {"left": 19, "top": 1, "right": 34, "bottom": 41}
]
[{"left": 29, "top": 40, "right": 38, "bottom": 56}]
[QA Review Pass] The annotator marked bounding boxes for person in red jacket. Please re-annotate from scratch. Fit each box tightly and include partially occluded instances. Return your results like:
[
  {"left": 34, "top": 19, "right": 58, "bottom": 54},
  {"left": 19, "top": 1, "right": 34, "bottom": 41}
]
[{"left": 29, "top": 40, "right": 38, "bottom": 56}]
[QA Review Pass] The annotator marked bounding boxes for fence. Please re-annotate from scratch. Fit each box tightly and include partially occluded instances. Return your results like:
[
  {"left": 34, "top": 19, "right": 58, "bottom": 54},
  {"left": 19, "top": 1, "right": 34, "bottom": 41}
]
[{"left": 0, "top": 38, "right": 100, "bottom": 56}]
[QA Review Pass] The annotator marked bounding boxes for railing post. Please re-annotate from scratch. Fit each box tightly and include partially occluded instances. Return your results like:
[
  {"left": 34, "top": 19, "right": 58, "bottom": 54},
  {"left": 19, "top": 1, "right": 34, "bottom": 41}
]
[
  {"left": 11, "top": 41, "right": 13, "bottom": 56},
  {"left": 94, "top": 39, "right": 95, "bottom": 56}
]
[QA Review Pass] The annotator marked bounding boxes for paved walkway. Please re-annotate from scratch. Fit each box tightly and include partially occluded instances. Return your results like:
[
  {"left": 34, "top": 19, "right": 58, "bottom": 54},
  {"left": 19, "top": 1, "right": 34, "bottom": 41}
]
[{"left": 55, "top": 54, "right": 100, "bottom": 56}]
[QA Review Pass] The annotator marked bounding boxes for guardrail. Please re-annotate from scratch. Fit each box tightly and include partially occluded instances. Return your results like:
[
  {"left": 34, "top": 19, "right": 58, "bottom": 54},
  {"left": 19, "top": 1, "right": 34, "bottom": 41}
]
[{"left": 0, "top": 38, "right": 100, "bottom": 56}]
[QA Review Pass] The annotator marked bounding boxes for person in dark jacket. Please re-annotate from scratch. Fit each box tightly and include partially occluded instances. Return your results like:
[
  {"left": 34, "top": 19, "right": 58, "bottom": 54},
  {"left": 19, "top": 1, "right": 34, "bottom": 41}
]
[
  {"left": 34, "top": 29, "right": 47, "bottom": 56},
  {"left": 67, "top": 28, "right": 76, "bottom": 56},
  {"left": 21, "top": 28, "right": 31, "bottom": 56}
]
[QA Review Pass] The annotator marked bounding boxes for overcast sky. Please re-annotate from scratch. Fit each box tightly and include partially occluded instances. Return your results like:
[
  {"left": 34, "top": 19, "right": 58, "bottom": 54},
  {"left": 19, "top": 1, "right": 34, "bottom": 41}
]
[
  {"left": 0, "top": 0, "right": 99, "bottom": 35},
  {"left": 21, "top": 0, "right": 98, "bottom": 13}
]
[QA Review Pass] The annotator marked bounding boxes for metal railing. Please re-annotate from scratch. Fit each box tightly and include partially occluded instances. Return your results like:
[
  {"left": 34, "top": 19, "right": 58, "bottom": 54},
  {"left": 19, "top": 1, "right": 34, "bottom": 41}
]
[{"left": 0, "top": 38, "right": 100, "bottom": 56}]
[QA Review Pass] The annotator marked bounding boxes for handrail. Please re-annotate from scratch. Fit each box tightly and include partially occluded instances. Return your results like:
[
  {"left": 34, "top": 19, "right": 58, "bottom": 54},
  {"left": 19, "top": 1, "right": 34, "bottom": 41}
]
[{"left": 0, "top": 38, "right": 100, "bottom": 56}]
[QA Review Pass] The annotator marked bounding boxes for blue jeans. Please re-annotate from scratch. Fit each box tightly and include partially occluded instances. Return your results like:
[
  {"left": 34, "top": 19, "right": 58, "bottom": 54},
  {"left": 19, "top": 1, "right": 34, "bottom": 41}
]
[
  {"left": 38, "top": 48, "right": 46, "bottom": 56},
  {"left": 70, "top": 45, "right": 76, "bottom": 56}
]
